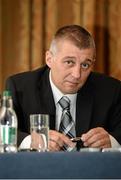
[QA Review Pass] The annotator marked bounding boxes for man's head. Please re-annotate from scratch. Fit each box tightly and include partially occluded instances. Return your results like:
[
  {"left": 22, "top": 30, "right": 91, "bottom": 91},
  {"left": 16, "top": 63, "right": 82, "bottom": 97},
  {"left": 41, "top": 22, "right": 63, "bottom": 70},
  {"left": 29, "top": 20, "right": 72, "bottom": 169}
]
[{"left": 46, "top": 25, "right": 96, "bottom": 94}]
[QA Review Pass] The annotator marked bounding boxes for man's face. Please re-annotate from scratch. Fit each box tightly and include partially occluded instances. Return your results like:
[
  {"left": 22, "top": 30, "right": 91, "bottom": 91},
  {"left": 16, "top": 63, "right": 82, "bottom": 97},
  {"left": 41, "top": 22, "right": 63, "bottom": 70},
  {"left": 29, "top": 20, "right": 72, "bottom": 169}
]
[{"left": 46, "top": 40, "right": 95, "bottom": 94}]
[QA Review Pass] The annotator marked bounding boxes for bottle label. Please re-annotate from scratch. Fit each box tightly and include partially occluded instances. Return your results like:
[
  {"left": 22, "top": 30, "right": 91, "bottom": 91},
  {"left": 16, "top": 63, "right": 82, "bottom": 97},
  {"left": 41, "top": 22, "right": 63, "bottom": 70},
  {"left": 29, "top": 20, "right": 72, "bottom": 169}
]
[{"left": 0, "top": 125, "right": 17, "bottom": 144}]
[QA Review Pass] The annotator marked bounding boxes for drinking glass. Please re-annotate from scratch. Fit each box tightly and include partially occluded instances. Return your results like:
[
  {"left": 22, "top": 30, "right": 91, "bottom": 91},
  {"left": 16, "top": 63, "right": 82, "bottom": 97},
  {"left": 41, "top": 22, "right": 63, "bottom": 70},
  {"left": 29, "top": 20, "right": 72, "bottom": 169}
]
[{"left": 30, "top": 114, "right": 49, "bottom": 152}]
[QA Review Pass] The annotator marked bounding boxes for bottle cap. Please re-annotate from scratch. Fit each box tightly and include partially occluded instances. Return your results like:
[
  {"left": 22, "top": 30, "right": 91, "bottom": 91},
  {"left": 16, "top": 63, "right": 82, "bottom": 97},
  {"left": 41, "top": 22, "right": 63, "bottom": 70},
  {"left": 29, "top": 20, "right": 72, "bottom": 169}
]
[{"left": 3, "top": 90, "right": 12, "bottom": 97}]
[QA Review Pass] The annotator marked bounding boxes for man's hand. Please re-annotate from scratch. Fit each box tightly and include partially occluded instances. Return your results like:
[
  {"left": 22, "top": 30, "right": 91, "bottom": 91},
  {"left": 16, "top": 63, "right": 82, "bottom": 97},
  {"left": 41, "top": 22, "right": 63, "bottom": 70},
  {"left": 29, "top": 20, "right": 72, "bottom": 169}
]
[
  {"left": 49, "top": 130, "right": 75, "bottom": 151},
  {"left": 81, "top": 127, "right": 111, "bottom": 148},
  {"left": 31, "top": 131, "right": 47, "bottom": 151}
]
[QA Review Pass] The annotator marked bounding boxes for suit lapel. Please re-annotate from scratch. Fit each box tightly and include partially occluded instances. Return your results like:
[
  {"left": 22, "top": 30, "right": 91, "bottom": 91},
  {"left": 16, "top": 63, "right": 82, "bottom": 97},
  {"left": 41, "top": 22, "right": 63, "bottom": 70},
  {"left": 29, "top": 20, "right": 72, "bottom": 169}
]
[
  {"left": 37, "top": 68, "right": 56, "bottom": 130},
  {"left": 76, "top": 79, "right": 94, "bottom": 137}
]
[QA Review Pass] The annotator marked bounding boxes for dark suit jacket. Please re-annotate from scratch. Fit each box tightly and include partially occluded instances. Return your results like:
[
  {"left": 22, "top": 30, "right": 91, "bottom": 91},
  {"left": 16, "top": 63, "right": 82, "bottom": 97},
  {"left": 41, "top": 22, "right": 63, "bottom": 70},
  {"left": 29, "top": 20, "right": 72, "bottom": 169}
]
[{"left": 6, "top": 65, "right": 121, "bottom": 146}]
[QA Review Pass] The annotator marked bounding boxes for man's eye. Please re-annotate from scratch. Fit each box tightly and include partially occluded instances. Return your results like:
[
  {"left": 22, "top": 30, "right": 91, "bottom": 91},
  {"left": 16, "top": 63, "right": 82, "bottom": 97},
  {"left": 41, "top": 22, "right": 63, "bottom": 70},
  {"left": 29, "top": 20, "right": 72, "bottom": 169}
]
[
  {"left": 66, "top": 61, "right": 74, "bottom": 65},
  {"left": 81, "top": 63, "right": 90, "bottom": 69}
]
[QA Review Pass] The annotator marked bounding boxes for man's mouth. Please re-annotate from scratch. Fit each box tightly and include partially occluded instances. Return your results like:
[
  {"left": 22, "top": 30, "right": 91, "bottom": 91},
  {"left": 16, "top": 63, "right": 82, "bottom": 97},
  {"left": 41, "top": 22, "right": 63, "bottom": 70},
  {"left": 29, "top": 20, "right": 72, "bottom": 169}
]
[{"left": 66, "top": 81, "right": 79, "bottom": 85}]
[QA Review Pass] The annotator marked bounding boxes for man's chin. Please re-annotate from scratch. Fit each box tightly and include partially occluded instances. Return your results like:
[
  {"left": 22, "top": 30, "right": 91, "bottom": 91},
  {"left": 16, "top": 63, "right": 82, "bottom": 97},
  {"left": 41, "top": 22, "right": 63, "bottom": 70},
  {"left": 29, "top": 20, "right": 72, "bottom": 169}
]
[{"left": 63, "top": 87, "right": 80, "bottom": 94}]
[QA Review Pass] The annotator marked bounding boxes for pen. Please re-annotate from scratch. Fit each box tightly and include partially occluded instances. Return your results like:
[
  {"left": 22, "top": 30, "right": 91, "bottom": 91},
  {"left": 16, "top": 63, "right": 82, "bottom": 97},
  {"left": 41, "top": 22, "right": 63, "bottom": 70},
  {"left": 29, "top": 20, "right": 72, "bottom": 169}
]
[{"left": 71, "top": 137, "right": 82, "bottom": 142}]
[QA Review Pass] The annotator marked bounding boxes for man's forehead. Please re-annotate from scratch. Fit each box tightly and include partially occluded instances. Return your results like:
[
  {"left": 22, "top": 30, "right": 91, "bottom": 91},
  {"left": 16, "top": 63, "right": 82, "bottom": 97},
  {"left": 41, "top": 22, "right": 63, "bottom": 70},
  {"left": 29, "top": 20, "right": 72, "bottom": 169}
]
[{"left": 56, "top": 39, "right": 95, "bottom": 51}]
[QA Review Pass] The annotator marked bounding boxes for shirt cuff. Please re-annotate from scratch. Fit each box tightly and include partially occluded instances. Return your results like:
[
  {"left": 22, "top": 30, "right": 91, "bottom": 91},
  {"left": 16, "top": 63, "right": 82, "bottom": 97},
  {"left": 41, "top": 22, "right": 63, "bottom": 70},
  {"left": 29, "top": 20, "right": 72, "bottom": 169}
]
[
  {"left": 19, "top": 135, "right": 31, "bottom": 149},
  {"left": 109, "top": 135, "right": 121, "bottom": 148}
]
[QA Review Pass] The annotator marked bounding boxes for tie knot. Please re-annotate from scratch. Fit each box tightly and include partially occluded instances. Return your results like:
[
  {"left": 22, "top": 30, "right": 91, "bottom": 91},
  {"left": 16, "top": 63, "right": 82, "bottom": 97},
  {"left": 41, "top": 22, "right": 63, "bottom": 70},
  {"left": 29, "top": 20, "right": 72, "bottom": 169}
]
[{"left": 59, "top": 96, "right": 70, "bottom": 110}]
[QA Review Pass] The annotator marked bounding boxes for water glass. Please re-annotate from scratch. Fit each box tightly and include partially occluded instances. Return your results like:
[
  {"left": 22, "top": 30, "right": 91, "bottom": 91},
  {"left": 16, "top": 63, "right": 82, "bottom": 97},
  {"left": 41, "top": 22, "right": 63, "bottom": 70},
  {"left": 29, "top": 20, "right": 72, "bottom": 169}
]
[{"left": 30, "top": 114, "right": 49, "bottom": 152}]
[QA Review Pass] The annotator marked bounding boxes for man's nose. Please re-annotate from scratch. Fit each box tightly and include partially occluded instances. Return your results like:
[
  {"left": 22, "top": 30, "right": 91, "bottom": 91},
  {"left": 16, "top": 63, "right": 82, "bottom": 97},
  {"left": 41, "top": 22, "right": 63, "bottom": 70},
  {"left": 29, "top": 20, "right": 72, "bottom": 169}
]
[{"left": 71, "top": 66, "right": 81, "bottom": 79}]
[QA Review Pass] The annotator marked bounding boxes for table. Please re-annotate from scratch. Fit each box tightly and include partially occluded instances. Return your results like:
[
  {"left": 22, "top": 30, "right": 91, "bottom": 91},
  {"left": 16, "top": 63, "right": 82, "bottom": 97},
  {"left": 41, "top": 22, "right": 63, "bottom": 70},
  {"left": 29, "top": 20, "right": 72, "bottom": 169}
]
[{"left": 0, "top": 151, "right": 121, "bottom": 179}]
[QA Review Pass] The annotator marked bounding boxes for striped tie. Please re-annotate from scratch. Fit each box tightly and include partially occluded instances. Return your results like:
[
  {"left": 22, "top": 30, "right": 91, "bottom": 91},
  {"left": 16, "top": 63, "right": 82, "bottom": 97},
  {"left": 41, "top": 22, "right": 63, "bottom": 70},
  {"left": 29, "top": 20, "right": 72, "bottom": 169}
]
[{"left": 59, "top": 96, "right": 75, "bottom": 151}]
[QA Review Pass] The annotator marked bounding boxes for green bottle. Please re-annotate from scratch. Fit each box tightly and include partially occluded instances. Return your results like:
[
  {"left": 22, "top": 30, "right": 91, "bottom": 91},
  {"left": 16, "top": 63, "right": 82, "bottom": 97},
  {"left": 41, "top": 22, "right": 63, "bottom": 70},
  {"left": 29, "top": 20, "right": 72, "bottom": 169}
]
[{"left": 0, "top": 90, "right": 18, "bottom": 153}]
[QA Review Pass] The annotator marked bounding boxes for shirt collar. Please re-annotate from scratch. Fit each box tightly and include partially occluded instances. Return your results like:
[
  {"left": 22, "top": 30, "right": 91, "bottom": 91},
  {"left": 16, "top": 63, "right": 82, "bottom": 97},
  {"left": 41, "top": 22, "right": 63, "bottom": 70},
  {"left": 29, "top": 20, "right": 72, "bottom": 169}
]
[{"left": 49, "top": 71, "right": 77, "bottom": 105}]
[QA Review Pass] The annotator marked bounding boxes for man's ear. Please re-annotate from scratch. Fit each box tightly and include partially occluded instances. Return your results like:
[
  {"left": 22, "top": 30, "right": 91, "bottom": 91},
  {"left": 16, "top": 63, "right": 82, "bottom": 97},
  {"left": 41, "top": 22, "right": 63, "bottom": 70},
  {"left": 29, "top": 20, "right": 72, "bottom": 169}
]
[{"left": 45, "top": 50, "right": 53, "bottom": 68}]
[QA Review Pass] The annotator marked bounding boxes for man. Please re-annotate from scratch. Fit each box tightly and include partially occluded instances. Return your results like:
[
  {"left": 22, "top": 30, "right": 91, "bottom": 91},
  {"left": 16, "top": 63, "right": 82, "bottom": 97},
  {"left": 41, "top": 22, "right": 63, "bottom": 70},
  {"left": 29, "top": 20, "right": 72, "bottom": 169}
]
[{"left": 6, "top": 25, "right": 121, "bottom": 151}]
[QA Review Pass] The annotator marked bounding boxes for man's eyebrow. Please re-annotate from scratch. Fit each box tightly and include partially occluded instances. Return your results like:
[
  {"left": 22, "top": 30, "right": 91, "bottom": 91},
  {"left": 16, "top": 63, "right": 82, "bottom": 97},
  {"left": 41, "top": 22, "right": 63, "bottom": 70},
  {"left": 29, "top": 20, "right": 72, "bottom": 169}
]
[
  {"left": 84, "top": 59, "right": 93, "bottom": 62},
  {"left": 63, "top": 56, "right": 76, "bottom": 59},
  {"left": 63, "top": 56, "right": 95, "bottom": 63},
  {"left": 82, "top": 59, "right": 95, "bottom": 63}
]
